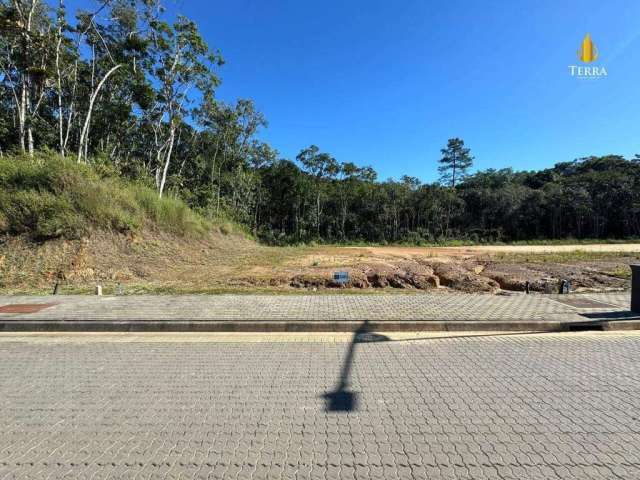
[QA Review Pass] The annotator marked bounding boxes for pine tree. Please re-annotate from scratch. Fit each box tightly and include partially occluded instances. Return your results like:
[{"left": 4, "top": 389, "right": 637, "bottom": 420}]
[{"left": 438, "top": 138, "right": 474, "bottom": 188}]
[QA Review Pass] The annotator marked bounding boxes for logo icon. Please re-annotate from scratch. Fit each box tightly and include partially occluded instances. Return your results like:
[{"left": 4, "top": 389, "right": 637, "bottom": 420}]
[
  {"left": 569, "top": 33, "right": 607, "bottom": 78},
  {"left": 577, "top": 33, "right": 598, "bottom": 63}
]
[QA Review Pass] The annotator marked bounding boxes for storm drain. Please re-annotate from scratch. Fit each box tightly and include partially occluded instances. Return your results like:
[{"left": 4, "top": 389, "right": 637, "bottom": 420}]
[{"left": 564, "top": 322, "right": 605, "bottom": 332}]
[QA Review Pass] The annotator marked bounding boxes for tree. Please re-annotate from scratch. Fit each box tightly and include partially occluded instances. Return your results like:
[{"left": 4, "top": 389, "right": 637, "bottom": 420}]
[
  {"left": 147, "top": 15, "right": 222, "bottom": 197},
  {"left": 438, "top": 137, "right": 473, "bottom": 188},
  {"left": 2, "top": 0, "right": 640, "bottom": 247},
  {"left": 296, "top": 145, "right": 338, "bottom": 239},
  {"left": 438, "top": 138, "right": 474, "bottom": 238},
  {"left": 0, "top": 0, "right": 55, "bottom": 155},
  {"left": 337, "top": 162, "right": 359, "bottom": 240}
]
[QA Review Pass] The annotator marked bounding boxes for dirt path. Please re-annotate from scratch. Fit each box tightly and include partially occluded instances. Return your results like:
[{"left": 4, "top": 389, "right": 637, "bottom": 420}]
[{"left": 340, "top": 243, "right": 640, "bottom": 258}]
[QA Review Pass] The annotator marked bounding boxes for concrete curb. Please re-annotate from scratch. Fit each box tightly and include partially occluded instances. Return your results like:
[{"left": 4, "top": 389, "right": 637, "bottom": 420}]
[{"left": 2, "top": 318, "right": 639, "bottom": 332}]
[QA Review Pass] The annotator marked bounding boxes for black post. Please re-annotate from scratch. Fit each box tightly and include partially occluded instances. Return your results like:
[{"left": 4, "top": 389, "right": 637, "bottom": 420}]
[{"left": 632, "top": 265, "right": 640, "bottom": 313}]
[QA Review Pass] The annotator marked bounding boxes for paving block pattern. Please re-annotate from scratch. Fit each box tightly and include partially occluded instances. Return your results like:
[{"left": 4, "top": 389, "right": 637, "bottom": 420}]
[
  {"left": 0, "top": 293, "right": 630, "bottom": 323},
  {"left": 1, "top": 333, "right": 639, "bottom": 479}
]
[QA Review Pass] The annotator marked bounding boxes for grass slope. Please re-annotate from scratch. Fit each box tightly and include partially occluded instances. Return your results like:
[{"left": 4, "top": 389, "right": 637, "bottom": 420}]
[
  {"left": 0, "top": 152, "right": 224, "bottom": 240},
  {"left": 0, "top": 153, "right": 266, "bottom": 293}
]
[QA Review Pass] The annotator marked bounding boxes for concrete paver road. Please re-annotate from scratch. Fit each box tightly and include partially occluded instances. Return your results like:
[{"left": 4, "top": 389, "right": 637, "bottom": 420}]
[{"left": 1, "top": 332, "right": 640, "bottom": 479}]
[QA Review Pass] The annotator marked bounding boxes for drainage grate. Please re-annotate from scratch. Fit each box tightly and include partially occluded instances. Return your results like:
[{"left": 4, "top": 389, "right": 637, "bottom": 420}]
[
  {"left": 565, "top": 323, "right": 605, "bottom": 332},
  {"left": 551, "top": 297, "right": 617, "bottom": 309},
  {"left": 0, "top": 303, "right": 58, "bottom": 314}
]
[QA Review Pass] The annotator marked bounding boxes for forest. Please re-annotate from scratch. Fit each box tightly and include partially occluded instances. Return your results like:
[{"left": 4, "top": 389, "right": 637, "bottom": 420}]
[{"left": 2, "top": 0, "right": 640, "bottom": 245}]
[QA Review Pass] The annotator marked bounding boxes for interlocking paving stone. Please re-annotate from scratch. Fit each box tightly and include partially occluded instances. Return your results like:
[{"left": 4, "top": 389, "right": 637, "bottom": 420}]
[
  {"left": 0, "top": 333, "right": 639, "bottom": 479},
  {"left": 0, "top": 292, "right": 631, "bottom": 323}
]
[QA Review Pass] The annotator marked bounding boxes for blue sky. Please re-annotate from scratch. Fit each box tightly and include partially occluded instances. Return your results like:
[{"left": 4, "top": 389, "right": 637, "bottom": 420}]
[{"left": 81, "top": 0, "right": 640, "bottom": 181}]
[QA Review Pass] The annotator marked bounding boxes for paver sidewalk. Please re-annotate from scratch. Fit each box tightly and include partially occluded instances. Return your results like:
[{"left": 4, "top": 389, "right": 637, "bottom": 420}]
[{"left": 0, "top": 292, "right": 636, "bottom": 332}]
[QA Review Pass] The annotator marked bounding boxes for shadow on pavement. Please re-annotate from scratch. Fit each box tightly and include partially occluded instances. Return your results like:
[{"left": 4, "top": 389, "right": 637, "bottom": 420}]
[
  {"left": 322, "top": 320, "right": 389, "bottom": 413},
  {"left": 387, "top": 330, "right": 564, "bottom": 343},
  {"left": 579, "top": 311, "right": 640, "bottom": 321},
  {"left": 320, "top": 314, "right": 636, "bottom": 412}
]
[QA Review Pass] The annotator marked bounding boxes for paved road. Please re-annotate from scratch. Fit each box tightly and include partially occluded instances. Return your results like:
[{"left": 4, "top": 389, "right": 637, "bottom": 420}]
[{"left": 1, "top": 332, "right": 640, "bottom": 479}]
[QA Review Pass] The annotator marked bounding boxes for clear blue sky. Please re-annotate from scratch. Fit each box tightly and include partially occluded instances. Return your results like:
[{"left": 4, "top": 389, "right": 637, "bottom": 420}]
[{"left": 91, "top": 0, "right": 640, "bottom": 181}]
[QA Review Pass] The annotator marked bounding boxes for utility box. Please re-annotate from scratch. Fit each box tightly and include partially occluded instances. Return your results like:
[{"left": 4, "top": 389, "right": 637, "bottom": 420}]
[{"left": 632, "top": 265, "right": 640, "bottom": 313}]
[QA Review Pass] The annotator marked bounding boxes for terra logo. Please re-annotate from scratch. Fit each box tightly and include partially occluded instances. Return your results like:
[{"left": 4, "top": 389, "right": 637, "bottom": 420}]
[{"left": 569, "top": 34, "right": 607, "bottom": 78}]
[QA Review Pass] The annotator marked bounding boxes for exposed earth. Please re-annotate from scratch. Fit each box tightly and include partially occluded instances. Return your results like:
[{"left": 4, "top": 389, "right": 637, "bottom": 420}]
[{"left": 0, "top": 231, "right": 638, "bottom": 294}]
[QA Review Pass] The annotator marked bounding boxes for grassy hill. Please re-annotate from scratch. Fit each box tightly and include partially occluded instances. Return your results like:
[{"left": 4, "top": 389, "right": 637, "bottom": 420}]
[
  {"left": 0, "top": 153, "right": 279, "bottom": 294},
  {"left": 0, "top": 152, "right": 220, "bottom": 240}
]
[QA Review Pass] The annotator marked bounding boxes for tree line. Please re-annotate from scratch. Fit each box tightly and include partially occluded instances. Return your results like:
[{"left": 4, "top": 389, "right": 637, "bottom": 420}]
[{"left": 2, "top": 0, "right": 640, "bottom": 244}]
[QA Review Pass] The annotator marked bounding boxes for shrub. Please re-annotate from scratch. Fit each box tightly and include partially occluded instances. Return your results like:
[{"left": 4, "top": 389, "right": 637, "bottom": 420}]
[
  {"left": 219, "top": 222, "right": 233, "bottom": 235},
  {"left": 0, "top": 189, "right": 86, "bottom": 239}
]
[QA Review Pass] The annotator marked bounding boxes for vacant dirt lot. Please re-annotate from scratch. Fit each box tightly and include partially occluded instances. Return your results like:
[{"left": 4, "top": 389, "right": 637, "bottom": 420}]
[
  {"left": 345, "top": 243, "right": 640, "bottom": 257},
  {"left": 1, "top": 232, "right": 638, "bottom": 294},
  {"left": 273, "top": 244, "right": 639, "bottom": 294}
]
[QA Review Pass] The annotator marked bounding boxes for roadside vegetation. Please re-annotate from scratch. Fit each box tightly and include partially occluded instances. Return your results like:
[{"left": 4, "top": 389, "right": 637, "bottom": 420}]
[
  {"left": 0, "top": 152, "right": 223, "bottom": 240},
  {"left": 1, "top": 0, "right": 640, "bottom": 247}
]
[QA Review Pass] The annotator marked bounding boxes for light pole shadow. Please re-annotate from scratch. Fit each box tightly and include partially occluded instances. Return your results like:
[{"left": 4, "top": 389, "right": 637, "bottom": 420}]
[{"left": 321, "top": 320, "right": 389, "bottom": 413}]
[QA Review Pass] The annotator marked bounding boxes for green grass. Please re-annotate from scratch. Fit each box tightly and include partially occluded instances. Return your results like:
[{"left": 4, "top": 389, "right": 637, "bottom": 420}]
[
  {"left": 604, "top": 267, "right": 633, "bottom": 279},
  {"left": 0, "top": 152, "right": 224, "bottom": 240}
]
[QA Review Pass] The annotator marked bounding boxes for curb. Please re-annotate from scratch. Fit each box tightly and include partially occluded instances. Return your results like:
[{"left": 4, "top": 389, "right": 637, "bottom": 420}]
[{"left": 2, "top": 319, "right": 639, "bottom": 332}]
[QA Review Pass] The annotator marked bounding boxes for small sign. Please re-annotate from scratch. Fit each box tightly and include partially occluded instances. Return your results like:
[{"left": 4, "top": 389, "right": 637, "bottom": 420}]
[{"left": 333, "top": 271, "right": 349, "bottom": 284}]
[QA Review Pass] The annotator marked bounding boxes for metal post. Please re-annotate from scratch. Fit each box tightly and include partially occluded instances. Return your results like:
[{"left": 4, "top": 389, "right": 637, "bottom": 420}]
[{"left": 632, "top": 265, "right": 640, "bottom": 313}]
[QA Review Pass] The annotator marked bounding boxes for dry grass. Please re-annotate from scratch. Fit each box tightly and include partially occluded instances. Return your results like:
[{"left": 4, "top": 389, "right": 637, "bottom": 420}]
[
  {"left": 0, "top": 229, "right": 294, "bottom": 294},
  {"left": 487, "top": 250, "right": 640, "bottom": 264}
]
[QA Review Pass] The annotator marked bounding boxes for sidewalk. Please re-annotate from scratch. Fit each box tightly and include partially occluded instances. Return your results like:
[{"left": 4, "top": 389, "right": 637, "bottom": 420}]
[{"left": 0, "top": 292, "right": 637, "bottom": 332}]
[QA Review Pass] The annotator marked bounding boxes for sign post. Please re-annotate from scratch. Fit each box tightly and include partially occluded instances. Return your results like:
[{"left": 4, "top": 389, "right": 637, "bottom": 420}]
[{"left": 632, "top": 265, "right": 640, "bottom": 313}]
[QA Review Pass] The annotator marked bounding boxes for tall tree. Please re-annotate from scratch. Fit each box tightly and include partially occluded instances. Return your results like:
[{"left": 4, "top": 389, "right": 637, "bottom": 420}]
[
  {"left": 0, "top": 0, "right": 55, "bottom": 155},
  {"left": 296, "top": 145, "right": 338, "bottom": 239},
  {"left": 438, "top": 137, "right": 473, "bottom": 188},
  {"left": 147, "top": 15, "right": 222, "bottom": 197},
  {"left": 438, "top": 137, "right": 474, "bottom": 238}
]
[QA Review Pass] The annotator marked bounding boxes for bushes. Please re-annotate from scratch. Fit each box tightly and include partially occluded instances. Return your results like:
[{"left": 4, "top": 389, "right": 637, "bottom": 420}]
[
  {"left": 0, "top": 153, "right": 213, "bottom": 240},
  {"left": 0, "top": 189, "right": 86, "bottom": 239},
  {"left": 132, "top": 186, "right": 208, "bottom": 236}
]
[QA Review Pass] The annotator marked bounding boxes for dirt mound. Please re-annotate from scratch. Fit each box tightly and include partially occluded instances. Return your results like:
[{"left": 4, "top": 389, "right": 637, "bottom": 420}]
[
  {"left": 432, "top": 262, "right": 500, "bottom": 293},
  {"left": 483, "top": 262, "right": 629, "bottom": 293},
  {"left": 289, "top": 262, "right": 440, "bottom": 290}
]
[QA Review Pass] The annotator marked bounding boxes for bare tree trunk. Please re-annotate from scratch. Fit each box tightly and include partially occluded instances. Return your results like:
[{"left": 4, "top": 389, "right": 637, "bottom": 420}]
[
  {"left": 55, "top": 2, "right": 64, "bottom": 156},
  {"left": 18, "top": 84, "right": 26, "bottom": 153},
  {"left": 316, "top": 192, "right": 321, "bottom": 238},
  {"left": 27, "top": 127, "right": 34, "bottom": 156},
  {"left": 216, "top": 162, "right": 223, "bottom": 215},
  {"left": 157, "top": 125, "right": 176, "bottom": 198},
  {"left": 77, "top": 64, "right": 122, "bottom": 162},
  {"left": 62, "top": 61, "right": 77, "bottom": 154}
]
